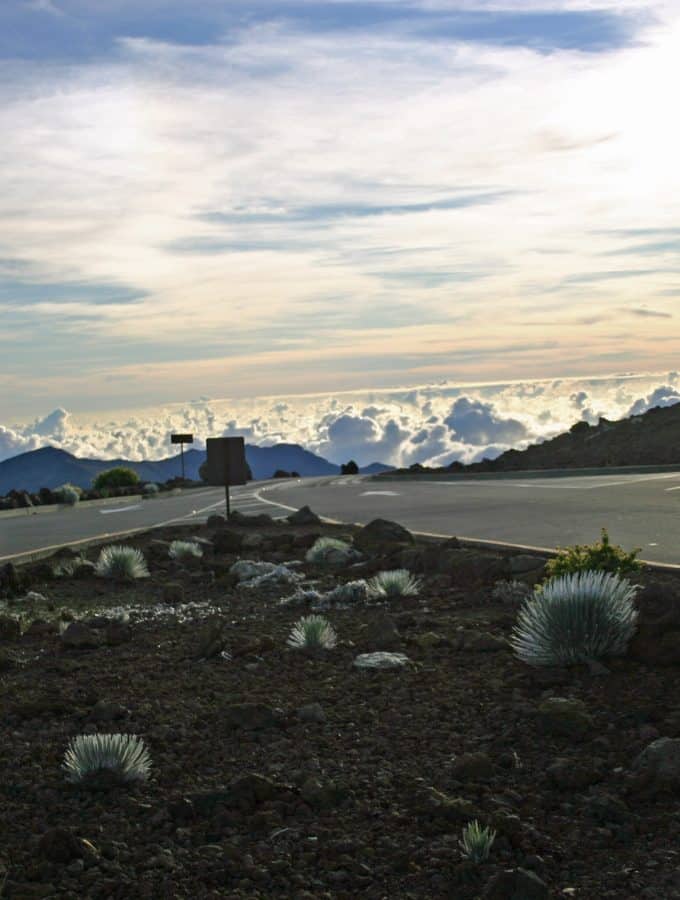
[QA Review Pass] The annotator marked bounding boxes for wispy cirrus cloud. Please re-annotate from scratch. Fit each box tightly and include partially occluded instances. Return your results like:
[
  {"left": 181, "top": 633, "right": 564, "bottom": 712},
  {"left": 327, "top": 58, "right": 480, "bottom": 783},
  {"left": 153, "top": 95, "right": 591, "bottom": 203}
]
[{"left": 0, "top": 0, "right": 679, "bottom": 420}]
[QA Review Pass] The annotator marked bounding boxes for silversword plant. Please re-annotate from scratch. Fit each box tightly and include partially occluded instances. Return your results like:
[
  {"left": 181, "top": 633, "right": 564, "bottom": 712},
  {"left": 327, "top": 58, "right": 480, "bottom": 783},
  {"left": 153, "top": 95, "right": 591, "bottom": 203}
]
[
  {"left": 287, "top": 614, "right": 337, "bottom": 650},
  {"left": 168, "top": 540, "right": 203, "bottom": 561},
  {"left": 95, "top": 545, "right": 150, "bottom": 580},
  {"left": 368, "top": 569, "right": 421, "bottom": 599},
  {"left": 510, "top": 569, "right": 639, "bottom": 666},
  {"left": 305, "top": 537, "right": 357, "bottom": 567},
  {"left": 326, "top": 579, "right": 369, "bottom": 605},
  {"left": 459, "top": 820, "right": 496, "bottom": 864},
  {"left": 63, "top": 733, "right": 151, "bottom": 786}
]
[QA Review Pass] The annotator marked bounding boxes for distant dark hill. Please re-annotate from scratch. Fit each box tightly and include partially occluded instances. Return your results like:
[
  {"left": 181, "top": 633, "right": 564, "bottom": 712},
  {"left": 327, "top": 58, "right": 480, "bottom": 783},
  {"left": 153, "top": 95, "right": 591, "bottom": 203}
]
[
  {"left": 0, "top": 443, "right": 352, "bottom": 493},
  {"left": 463, "top": 402, "right": 680, "bottom": 473},
  {"left": 362, "top": 461, "right": 394, "bottom": 475}
]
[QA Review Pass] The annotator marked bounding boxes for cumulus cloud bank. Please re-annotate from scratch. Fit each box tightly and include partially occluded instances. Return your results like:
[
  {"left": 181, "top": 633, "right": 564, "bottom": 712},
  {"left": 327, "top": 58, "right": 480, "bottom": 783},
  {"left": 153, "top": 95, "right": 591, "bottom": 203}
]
[{"left": 2, "top": 372, "right": 679, "bottom": 469}]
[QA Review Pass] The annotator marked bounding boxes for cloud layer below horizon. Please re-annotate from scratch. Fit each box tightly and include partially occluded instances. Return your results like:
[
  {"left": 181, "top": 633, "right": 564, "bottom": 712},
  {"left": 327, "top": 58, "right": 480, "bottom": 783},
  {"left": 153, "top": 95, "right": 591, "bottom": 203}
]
[
  {"left": 2, "top": 371, "right": 679, "bottom": 470},
  {"left": 0, "top": 0, "right": 679, "bottom": 418}
]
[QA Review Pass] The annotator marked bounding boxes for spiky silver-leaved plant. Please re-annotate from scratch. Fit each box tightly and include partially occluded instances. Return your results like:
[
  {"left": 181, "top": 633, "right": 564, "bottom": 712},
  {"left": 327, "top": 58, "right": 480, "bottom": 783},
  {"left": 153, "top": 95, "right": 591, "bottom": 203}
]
[
  {"left": 368, "top": 569, "right": 421, "bottom": 599},
  {"left": 287, "top": 615, "right": 337, "bottom": 650},
  {"left": 305, "top": 537, "right": 357, "bottom": 567},
  {"left": 510, "top": 569, "right": 639, "bottom": 667},
  {"left": 63, "top": 733, "right": 151, "bottom": 786},
  {"left": 95, "top": 545, "right": 149, "bottom": 580},
  {"left": 326, "top": 579, "right": 369, "bottom": 605},
  {"left": 168, "top": 540, "right": 203, "bottom": 561},
  {"left": 459, "top": 820, "right": 496, "bottom": 864}
]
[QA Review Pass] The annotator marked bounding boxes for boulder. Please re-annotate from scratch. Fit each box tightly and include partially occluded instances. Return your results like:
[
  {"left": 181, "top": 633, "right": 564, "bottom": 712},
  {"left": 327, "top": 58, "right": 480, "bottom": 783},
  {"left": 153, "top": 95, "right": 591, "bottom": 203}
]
[
  {"left": 436, "top": 549, "right": 506, "bottom": 584},
  {"left": 60, "top": 622, "right": 100, "bottom": 650},
  {"left": 0, "top": 615, "right": 21, "bottom": 641},
  {"left": 507, "top": 554, "right": 547, "bottom": 575},
  {"left": 536, "top": 697, "right": 593, "bottom": 740},
  {"left": 354, "top": 519, "right": 414, "bottom": 553},
  {"left": 361, "top": 615, "right": 402, "bottom": 649},
  {"left": 228, "top": 510, "right": 274, "bottom": 527},
  {"left": 221, "top": 703, "right": 285, "bottom": 731},
  {"left": 628, "top": 623, "right": 680, "bottom": 666},
  {"left": 212, "top": 530, "right": 244, "bottom": 554},
  {"left": 161, "top": 582, "right": 184, "bottom": 604},
  {"left": 297, "top": 702, "right": 327, "bottom": 724},
  {"left": 287, "top": 506, "right": 321, "bottom": 526},
  {"left": 206, "top": 514, "right": 226, "bottom": 529},
  {"left": 38, "top": 828, "right": 88, "bottom": 864},
  {"left": 483, "top": 868, "right": 549, "bottom": 900},
  {"left": 546, "top": 756, "right": 606, "bottom": 790},
  {"left": 450, "top": 752, "right": 495, "bottom": 782},
  {"left": 633, "top": 737, "right": 680, "bottom": 788}
]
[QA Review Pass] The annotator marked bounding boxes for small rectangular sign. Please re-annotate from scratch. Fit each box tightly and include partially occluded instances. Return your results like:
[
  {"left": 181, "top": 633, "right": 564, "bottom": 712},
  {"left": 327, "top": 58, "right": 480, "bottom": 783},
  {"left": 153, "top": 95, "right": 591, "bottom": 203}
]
[
  {"left": 171, "top": 433, "right": 194, "bottom": 444},
  {"left": 206, "top": 436, "right": 248, "bottom": 486}
]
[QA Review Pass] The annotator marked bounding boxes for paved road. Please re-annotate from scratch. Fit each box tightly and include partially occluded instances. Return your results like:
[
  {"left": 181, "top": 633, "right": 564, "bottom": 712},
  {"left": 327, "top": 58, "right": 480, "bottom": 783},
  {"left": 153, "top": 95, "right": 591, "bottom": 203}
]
[
  {"left": 3, "top": 470, "right": 680, "bottom": 565},
  {"left": 257, "top": 471, "right": 680, "bottom": 566},
  {"left": 0, "top": 483, "right": 284, "bottom": 562}
]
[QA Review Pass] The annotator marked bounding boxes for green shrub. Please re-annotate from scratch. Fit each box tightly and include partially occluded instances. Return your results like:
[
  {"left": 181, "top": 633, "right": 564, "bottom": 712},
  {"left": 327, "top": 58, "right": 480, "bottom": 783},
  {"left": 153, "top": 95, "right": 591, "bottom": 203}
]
[
  {"left": 510, "top": 570, "right": 639, "bottom": 666},
  {"left": 143, "top": 482, "right": 160, "bottom": 495},
  {"left": 93, "top": 467, "right": 140, "bottom": 491},
  {"left": 545, "top": 528, "right": 642, "bottom": 581}
]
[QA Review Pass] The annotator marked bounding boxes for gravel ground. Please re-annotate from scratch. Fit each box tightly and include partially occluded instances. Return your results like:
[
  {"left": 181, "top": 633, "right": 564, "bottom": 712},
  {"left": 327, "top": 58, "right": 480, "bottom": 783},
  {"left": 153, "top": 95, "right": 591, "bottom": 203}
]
[{"left": 2, "top": 518, "right": 680, "bottom": 899}]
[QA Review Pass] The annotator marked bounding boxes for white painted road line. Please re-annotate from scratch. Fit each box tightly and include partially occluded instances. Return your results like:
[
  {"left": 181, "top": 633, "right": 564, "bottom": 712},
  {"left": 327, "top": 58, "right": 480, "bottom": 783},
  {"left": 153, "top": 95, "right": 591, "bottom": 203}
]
[
  {"left": 99, "top": 504, "right": 142, "bottom": 514},
  {"left": 360, "top": 491, "right": 400, "bottom": 496}
]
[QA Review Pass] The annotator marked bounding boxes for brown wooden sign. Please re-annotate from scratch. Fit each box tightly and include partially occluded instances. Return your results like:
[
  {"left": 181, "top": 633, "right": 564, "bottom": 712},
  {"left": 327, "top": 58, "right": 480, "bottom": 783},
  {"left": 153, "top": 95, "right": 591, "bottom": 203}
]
[
  {"left": 206, "top": 437, "right": 248, "bottom": 486},
  {"left": 171, "top": 433, "right": 194, "bottom": 444}
]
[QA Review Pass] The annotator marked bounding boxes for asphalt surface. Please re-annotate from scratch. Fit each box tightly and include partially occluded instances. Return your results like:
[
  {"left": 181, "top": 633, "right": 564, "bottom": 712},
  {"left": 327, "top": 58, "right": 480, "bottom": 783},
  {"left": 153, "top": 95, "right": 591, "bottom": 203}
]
[
  {"left": 3, "top": 470, "right": 680, "bottom": 565},
  {"left": 0, "top": 483, "right": 283, "bottom": 563}
]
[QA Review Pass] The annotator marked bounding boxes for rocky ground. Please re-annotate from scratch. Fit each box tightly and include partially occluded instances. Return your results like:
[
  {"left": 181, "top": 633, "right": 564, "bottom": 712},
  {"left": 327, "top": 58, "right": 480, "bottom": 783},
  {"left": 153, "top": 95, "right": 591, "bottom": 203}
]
[{"left": 2, "top": 511, "right": 680, "bottom": 899}]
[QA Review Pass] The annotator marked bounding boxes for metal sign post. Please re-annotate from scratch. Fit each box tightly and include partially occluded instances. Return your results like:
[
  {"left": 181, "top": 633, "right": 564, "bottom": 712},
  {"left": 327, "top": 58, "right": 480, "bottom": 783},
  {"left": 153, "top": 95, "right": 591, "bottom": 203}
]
[
  {"left": 205, "top": 437, "right": 248, "bottom": 518},
  {"left": 170, "top": 433, "right": 194, "bottom": 480}
]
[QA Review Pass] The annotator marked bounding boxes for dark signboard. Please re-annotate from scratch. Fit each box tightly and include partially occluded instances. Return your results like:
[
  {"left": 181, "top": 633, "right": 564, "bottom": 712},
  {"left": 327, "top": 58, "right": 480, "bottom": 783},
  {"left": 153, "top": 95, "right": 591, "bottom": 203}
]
[
  {"left": 171, "top": 433, "right": 194, "bottom": 444},
  {"left": 206, "top": 437, "right": 248, "bottom": 486}
]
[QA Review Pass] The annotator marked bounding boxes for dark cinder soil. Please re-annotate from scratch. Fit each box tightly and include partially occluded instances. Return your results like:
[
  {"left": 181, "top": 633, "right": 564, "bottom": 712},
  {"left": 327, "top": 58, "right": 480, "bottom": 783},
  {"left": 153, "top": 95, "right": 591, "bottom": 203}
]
[{"left": 2, "top": 519, "right": 680, "bottom": 899}]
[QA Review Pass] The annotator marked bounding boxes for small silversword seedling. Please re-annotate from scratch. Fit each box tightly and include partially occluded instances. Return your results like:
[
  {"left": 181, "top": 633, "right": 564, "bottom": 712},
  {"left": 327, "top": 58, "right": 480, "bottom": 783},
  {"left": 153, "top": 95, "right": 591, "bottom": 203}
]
[
  {"left": 305, "top": 537, "right": 356, "bottom": 567},
  {"left": 326, "top": 580, "right": 369, "bottom": 605},
  {"left": 95, "top": 545, "right": 150, "bottom": 580},
  {"left": 510, "top": 569, "right": 639, "bottom": 666},
  {"left": 368, "top": 569, "right": 421, "bottom": 599},
  {"left": 287, "top": 615, "right": 337, "bottom": 650},
  {"left": 63, "top": 733, "right": 151, "bottom": 787},
  {"left": 459, "top": 820, "right": 496, "bottom": 864},
  {"left": 168, "top": 540, "right": 203, "bottom": 561}
]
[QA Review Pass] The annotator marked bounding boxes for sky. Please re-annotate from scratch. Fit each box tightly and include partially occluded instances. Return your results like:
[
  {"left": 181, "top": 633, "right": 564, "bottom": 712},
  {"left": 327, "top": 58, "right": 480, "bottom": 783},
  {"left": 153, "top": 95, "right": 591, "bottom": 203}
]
[{"left": 1, "top": 0, "right": 679, "bottom": 464}]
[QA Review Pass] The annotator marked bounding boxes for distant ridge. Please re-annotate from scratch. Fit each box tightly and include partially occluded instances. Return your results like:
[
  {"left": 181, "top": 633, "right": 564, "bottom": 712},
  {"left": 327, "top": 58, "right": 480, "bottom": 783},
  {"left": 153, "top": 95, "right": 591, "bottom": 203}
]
[
  {"left": 0, "top": 444, "right": 392, "bottom": 493},
  {"left": 458, "top": 402, "right": 680, "bottom": 473}
]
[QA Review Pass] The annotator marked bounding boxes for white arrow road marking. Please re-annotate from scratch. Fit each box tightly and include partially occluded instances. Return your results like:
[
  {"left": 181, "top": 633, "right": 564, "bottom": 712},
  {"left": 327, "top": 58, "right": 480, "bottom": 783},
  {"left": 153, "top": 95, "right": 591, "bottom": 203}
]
[
  {"left": 360, "top": 491, "right": 400, "bottom": 496},
  {"left": 99, "top": 504, "right": 142, "bottom": 515}
]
